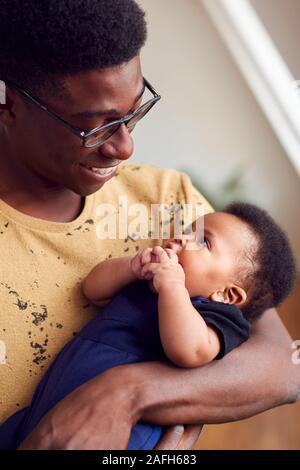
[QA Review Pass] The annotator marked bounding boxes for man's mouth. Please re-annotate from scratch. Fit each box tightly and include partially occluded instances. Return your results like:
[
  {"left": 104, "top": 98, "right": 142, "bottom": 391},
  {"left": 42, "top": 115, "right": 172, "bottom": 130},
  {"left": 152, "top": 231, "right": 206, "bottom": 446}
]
[
  {"left": 78, "top": 163, "right": 119, "bottom": 183},
  {"left": 83, "top": 166, "right": 116, "bottom": 176}
]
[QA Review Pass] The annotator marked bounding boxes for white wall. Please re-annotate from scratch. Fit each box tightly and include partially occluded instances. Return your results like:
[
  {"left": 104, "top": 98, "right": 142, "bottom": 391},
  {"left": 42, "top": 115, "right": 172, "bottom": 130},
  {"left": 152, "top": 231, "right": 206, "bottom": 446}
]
[
  {"left": 132, "top": 0, "right": 300, "bottom": 267},
  {"left": 250, "top": 0, "right": 300, "bottom": 78}
]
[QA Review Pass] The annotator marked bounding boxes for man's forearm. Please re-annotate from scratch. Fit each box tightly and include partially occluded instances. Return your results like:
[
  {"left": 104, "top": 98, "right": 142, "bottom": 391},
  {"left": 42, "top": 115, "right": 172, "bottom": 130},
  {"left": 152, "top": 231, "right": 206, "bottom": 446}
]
[
  {"left": 121, "top": 310, "right": 300, "bottom": 425},
  {"left": 19, "top": 310, "right": 299, "bottom": 449}
]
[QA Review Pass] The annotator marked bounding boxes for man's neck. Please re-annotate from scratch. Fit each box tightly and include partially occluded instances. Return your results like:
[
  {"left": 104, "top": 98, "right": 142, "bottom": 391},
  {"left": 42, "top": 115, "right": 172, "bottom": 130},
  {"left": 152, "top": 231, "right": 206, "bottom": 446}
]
[
  {"left": 0, "top": 187, "right": 85, "bottom": 223},
  {"left": 0, "top": 148, "right": 85, "bottom": 223}
]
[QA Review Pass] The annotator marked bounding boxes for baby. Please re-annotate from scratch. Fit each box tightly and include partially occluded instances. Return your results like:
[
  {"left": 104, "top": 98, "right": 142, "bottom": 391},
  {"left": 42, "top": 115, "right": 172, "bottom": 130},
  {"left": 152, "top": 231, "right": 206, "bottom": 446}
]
[{"left": 0, "top": 203, "right": 296, "bottom": 450}]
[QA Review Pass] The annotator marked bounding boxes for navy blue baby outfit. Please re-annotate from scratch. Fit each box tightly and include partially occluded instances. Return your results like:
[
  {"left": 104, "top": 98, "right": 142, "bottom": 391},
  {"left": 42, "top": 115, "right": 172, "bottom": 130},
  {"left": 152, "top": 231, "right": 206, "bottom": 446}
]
[{"left": 0, "top": 281, "right": 250, "bottom": 450}]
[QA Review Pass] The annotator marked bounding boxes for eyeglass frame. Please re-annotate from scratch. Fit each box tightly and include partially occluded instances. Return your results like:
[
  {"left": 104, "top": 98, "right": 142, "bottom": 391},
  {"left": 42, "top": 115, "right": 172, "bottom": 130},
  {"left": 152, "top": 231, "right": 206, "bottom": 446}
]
[{"left": 4, "top": 77, "right": 161, "bottom": 148}]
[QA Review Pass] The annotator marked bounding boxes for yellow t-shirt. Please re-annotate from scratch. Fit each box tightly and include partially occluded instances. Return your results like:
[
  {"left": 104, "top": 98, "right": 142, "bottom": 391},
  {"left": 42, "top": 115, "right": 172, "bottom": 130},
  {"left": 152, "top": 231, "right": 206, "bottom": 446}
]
[{"left": 0, "top": 163, "right": 212, "bottom": 423}]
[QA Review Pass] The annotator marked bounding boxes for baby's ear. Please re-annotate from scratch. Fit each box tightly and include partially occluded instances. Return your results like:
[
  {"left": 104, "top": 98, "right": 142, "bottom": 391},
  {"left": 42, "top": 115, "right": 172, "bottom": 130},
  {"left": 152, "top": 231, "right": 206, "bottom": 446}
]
[{"left": 210, "top": 285, "right": 247, "bottom": 307}]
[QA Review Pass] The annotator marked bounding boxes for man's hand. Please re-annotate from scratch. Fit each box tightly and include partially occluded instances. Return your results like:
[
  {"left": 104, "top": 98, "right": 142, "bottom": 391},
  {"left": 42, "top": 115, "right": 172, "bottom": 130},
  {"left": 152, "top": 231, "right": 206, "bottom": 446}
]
[
  {"left": 155, "top": 425, "right": 203, "bottom": 450},
  {"left": 18, "top": 363, "right": 202, "bottom": 451},
  {"left": 19, "top": 368, "right": 136, "bottom": 450}
]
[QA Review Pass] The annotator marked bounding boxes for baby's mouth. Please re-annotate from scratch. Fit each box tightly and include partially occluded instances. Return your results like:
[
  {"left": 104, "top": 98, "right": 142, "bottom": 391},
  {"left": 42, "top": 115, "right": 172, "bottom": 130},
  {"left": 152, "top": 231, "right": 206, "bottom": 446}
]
[{"left": 165, "top": 241, "right": 181, "bottom": 253}]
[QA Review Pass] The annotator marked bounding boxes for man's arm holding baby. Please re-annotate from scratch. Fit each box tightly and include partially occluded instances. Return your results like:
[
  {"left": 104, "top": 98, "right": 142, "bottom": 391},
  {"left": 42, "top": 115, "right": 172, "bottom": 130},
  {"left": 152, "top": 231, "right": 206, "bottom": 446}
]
[
  {"left": 133, "top": 308, "right": 299, "bottom": 426},
  {"left": 19, "top": 249, "right": 299, "bottom": 449},
  {"left": 19, "top": 306, "right": 299, "bottom": 449},
  {"left": 80, "top": 246, "right": 300, "bottom": 423},
  {"left": 134, "top": 246, "right": 299, "bottom": 424}
]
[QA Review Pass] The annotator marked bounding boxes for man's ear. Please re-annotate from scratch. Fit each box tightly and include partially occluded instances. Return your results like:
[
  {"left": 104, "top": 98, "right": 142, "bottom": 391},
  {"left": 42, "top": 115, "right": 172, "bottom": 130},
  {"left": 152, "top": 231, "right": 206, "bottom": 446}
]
[{"left": 210, "top": 285, "right": 247, "bottom": 307}]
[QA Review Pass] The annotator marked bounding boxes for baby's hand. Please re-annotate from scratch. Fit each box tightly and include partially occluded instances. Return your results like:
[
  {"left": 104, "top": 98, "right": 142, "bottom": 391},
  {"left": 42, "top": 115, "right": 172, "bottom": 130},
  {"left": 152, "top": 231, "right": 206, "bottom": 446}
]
[
  {"left": 141, "top": 246, "right": 185, "bottom": 292},
  {"left": 130, "top": 247, "right": 153, "bottom": 279}
]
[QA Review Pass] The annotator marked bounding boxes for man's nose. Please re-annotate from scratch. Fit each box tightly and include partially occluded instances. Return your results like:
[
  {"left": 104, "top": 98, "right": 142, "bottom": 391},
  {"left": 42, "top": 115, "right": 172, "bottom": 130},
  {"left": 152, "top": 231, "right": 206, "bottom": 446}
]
[{"left": 98, "top": 124, "right": 134, "bottom": 161}]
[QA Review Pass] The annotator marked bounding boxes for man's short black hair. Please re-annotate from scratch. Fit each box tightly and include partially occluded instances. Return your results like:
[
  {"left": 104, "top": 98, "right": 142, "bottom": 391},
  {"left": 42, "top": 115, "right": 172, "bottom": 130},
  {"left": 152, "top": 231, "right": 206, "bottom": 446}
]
[
  {"left": 0, "top": 0, "right": 147, "bottom": 96},
  {"left": 225, "top": 202, "right": 296, "bottom": 322}
]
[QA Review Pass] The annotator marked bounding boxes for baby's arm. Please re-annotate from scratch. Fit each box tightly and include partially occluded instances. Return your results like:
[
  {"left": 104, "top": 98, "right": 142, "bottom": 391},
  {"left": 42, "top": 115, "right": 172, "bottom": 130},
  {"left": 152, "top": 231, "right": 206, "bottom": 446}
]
[
  {"left": 82, "top": 257, "right": 136, "bottom": 306},
  {"left": 142, "top": 246, "right": 221, "bottom": 368},
  {"left": 82, "top": 248, "right": 153, "bottom": 306},
  {"left": 158, "top": 283, "right": 221, "bottom": 367}
]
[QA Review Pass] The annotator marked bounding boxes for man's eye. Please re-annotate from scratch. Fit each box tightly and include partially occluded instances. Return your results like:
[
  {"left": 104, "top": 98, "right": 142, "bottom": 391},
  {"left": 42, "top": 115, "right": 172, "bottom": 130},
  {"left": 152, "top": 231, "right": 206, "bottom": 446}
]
[{"left": 104, "top": 117, "right": 118, "bottom": 125}]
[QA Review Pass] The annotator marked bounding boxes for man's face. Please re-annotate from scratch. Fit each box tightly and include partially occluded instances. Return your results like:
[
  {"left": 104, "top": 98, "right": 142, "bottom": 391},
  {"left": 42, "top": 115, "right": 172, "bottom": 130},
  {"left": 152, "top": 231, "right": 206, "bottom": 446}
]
[
  {"left": 166, "top": 212, "right": 257, "bottom": 298},
  {"left": 5, "top": 56, "right": 144, "bottom": 195}
]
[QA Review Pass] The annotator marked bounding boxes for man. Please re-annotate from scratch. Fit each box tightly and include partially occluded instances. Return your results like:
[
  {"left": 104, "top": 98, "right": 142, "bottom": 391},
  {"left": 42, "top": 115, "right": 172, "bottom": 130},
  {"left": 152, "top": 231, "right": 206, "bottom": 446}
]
[{"left": 0, "top": 0, "right": 298, "bottom": 450}]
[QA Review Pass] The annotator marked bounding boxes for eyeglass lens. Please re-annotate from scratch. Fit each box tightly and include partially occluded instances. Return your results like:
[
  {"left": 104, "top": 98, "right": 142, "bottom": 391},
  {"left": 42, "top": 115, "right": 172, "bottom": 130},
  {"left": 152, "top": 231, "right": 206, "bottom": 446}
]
[{"left": 84, "top": 100, "right": 155, "bottom": 148}]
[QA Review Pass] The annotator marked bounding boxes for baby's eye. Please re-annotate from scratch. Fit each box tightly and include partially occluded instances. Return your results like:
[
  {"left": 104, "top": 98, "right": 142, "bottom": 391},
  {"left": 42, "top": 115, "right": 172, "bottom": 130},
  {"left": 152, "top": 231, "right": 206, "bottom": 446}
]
[{"left": 197, "top": 237, "right": 209, "bottom": 248}]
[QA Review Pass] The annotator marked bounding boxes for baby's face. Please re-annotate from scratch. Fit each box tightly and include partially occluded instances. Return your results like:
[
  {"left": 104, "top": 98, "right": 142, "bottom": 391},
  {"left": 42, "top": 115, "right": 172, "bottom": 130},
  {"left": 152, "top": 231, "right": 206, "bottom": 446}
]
[{"left": 165, "top": 212, "right": 257, "bottom": 299}]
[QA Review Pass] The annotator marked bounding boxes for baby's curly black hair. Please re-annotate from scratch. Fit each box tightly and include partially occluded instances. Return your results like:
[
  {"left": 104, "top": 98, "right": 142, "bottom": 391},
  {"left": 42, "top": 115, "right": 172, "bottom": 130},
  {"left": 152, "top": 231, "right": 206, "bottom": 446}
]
[
  {"left": 225, "top": 202, "right": 296, "bottom": 322},
  {"left": 0, "top": 0, "right": 147, "bottom": 96}
]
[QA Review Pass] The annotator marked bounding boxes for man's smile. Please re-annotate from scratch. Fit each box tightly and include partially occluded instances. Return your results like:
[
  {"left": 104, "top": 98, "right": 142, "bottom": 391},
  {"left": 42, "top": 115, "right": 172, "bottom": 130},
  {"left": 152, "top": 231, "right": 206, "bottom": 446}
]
[
  {"left": 78, "top": 163, "right": 119, "bottom": 183},
  {"left": 79, "top": 164, "right": 119, "bottom": 176}
]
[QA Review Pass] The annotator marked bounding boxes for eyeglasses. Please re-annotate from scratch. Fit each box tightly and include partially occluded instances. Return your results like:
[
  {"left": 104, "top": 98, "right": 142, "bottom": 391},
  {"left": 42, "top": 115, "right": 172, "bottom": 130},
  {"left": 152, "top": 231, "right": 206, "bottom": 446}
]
[{"left": 5, "top": 77, "right": 161, "bottom": 148}]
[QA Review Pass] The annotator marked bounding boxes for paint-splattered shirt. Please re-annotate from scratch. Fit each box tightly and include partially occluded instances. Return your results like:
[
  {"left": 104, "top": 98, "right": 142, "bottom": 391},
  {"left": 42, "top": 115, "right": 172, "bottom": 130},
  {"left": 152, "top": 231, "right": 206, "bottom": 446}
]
[{"left": 0, "top": 163, "right": 212, "bottom": 423}]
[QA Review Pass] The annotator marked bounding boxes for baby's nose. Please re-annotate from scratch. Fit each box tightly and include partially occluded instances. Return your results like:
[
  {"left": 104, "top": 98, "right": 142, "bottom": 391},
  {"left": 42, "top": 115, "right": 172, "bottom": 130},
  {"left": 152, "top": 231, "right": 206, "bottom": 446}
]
[
  {"left": 174, "top": 235, "right": 187, "bottom": 246},
  {"left": 165, "top": 236, "right": 187, "bottom": 253}
]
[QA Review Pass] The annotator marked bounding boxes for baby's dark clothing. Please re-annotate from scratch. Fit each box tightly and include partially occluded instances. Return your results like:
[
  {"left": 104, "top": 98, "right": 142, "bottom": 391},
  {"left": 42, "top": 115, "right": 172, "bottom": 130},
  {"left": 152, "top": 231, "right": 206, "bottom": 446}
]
[{"left": 0, "top": 281, "right": 250, "bottom": 450}]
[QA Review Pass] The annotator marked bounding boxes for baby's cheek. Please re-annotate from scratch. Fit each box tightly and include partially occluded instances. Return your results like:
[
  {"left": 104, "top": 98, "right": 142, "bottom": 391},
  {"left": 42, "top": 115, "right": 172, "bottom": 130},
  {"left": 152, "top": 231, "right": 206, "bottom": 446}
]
[
  {"left": 183, "top": 264, "right": 211, "bottom": 297},
  {"left": 183, "top": 267, "right": 196, "bottom": 289}
]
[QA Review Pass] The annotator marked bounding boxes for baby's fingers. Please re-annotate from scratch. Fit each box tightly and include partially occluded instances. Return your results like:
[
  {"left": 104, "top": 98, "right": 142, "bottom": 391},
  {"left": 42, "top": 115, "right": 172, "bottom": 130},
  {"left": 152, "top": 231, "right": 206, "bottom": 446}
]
[
  {"left": 141, "top": 247, "right": 153, "bottom": 265},
  {"left": 152, "top": 245, "right": 170, "bottom": 263},
  {"left": 164, "top": 248, "right": 179, "bottom": 262},
  {"left": 141, "top": 262, "right": 158, "bottom": 279}
]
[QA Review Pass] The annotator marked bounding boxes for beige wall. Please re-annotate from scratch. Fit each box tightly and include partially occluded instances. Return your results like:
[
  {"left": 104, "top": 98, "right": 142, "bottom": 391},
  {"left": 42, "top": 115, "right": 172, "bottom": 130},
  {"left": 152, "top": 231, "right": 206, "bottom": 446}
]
[{"left": 134, "top": 0, "right": 300, "bottom": 266}]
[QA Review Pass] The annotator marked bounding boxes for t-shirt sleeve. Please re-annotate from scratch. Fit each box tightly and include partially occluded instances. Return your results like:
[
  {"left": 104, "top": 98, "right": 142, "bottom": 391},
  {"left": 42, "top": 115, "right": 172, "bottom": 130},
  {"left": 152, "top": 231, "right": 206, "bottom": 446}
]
[
  {"left": 192, "top": 300, "right": 251, "bottom": 359},
  {"left": 179, "top": 172, "right": 214, "bottom": 215}
]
